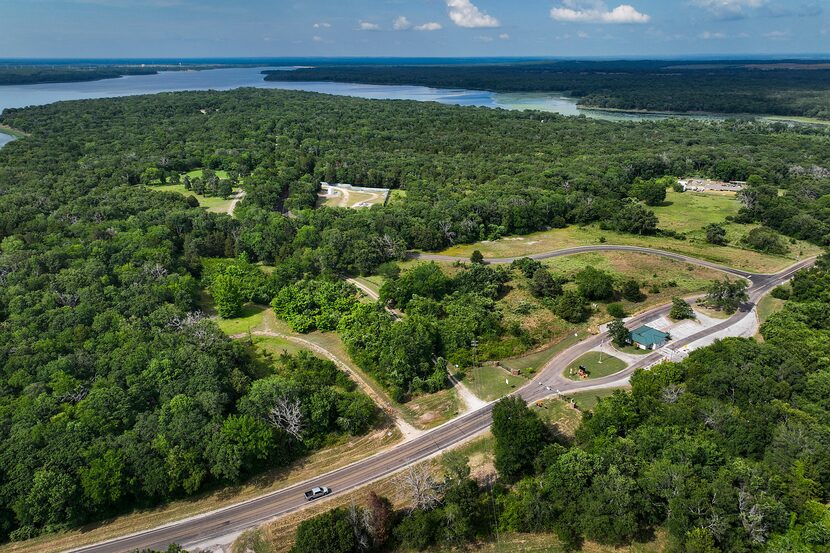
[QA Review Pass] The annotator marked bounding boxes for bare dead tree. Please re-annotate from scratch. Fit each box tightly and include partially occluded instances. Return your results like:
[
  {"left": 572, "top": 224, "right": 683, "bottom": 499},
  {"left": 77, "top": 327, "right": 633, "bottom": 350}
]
[
  {"left": 167, "top": 311, "right": 206, "bottom": 332},
  {"left": 437, "top": 220, "right": 456, "bottom": 245},
  {"left": 144, "top": 263, "right": 169, "bottom": 280},
  {"left": 56, "top": 292, "right": 80, "bottom": 307},
  {"left": 267, "top": 397, "right": 304, "bottom": 440},
  {"left": 347, "top": 503, "right": 371, "bottom": 552},
  {"left": 394, "top": 464, "right": 442, "bottom": 513},
  {"left": 738, "top": 487, "right": 769, "bottom": 544},
  {"left": 661, "top": 383, "right": 685, "bottom": 404}
]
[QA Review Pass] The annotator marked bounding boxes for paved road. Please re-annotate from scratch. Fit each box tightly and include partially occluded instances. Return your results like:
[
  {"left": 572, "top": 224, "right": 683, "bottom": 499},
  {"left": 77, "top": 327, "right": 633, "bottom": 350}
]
[{"left": 68, "top": 254, "right": 814, "bottom": 553}]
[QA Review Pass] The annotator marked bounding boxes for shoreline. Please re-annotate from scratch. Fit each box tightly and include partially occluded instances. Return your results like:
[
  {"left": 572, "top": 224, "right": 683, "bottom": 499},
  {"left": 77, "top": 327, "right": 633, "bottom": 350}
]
[{"left": 0, "top": 124, "right": 28, "bottom": 138}]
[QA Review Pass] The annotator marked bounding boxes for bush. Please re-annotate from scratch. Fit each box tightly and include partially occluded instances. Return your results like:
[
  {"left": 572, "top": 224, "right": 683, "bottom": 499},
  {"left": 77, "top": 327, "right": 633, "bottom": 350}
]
[
  {"left": 575, "top": 266, "right": 615, "bottom": 301},
  {"left": 770, "top": 285, "right": 791, "bottom": 300},
  {"left": 530, "top": 268, "right": 562, "bottom": 299},
  {"left": 470, "top": 250, "right": 484, "bottom": 264},
  {"left": 620, "top": 279, "right": 645, "bottom": 302},
  {"left": 290, "top": 508, "right": 356, "bottom": 553},
  {"left": 512, "top": 257, "right": 544, "bottom": 278},
  {"left": 669, "top": 297, "right": 695, "bottom": 320},
  {"left": 553, "top": 290, "right": 590, "bottom": 323},
  {"left": 704, "top": 223, "right": 727, "bottom": 245},
  {"left": 740, "top": 226, "right": 788, "bottom": 255},
  {"left": 607, "top": 302, "right": 626, "bottom": 318}
]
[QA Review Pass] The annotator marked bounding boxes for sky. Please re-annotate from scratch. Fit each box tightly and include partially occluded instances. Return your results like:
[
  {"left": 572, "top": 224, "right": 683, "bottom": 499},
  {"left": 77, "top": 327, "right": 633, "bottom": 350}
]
[{"left": 1, "top": 0, "right": 828, "bottom": 59}]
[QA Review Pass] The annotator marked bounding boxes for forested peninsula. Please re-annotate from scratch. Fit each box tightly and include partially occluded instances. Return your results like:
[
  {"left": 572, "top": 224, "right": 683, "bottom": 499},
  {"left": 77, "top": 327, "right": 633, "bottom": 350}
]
[{"left": 264, "top": 59, "right": 830, "bottom": 120}]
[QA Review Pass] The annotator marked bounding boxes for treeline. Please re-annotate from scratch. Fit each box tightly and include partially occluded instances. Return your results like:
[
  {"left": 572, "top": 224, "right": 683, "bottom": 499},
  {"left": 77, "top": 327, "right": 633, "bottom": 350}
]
[
  {"left": 0, "top": 66, "right": 158, "bottom": 85},
  {"left": 264, "top": 59, "right": 830, "bottom": 119},
  {"left": 293, "top": 256, "right": 830, "bottom": 552}
]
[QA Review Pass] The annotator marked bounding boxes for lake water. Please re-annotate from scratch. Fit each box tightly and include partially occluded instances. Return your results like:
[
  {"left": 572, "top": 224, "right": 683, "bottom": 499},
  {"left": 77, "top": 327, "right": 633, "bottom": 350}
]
[{"left": 0, "top": 66, "right": 728, "bottom": 147}]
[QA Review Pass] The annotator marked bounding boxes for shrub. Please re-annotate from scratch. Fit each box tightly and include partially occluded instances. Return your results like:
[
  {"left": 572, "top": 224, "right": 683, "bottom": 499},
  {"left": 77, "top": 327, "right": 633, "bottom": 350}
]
[
  {"left": 770, "top": 286, "right": 791, "bottom": 300},
  {"left": 621, "top": 279, "right": 645, "bottom": 302},
  {"left": 607, "top": 302, "right": 626, "bottom": 318},
  {"left": 575, "top": 266, "right": 615, "bottom": 301},
  {"left": 669, "top": 297, "right": 695, "bottom": 320},
  {"left": 740, "top": 227, "right": 788, "bottom": 255}
]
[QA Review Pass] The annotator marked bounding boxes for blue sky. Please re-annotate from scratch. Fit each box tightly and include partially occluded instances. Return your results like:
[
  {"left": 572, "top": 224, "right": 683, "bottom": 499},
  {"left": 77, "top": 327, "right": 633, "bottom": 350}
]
[{"left": 2, "top": 0, "right": 828, "bottom": 58}]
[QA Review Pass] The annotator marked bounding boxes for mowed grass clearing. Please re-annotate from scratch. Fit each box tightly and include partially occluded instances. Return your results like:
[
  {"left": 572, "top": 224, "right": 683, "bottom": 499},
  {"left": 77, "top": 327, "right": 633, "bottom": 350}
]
[
  {"left": 462, "top": 365, "right": 528, "bottom": 402},
  {"left": 152, "top": 183, "right": 239, "bottom": 213},
  {"left": 652, "top": 189, "right": 739, "bottom": 231},
  {"left": 438, "top": 222, "right": 821, "bottom": 274},
  {"left": 565, "top": 351, "right": 627, "bottom": 380}
]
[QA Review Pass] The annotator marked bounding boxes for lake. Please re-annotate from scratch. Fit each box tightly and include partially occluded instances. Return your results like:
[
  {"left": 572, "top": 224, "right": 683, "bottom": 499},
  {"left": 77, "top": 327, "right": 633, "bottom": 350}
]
[{"left": 0, "top": 66, "right": 729, "bottom": 146}]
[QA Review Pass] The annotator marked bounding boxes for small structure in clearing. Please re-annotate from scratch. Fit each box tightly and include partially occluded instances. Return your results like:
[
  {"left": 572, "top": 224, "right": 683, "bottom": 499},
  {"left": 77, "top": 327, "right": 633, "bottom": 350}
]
[
  {"left": 630, "top": 325, "right": 671, "bottom": 350},
  {"left": 318, "top": 182, "right": 390, "bottom": 209},
  {"left": 678, "top": 178, "right": 745, "bottom": 193}
]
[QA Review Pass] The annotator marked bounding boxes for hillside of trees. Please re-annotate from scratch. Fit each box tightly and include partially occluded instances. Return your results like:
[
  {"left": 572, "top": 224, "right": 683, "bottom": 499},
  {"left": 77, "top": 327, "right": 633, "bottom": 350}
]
[
  {"left": 264, "top": 59, "right": 830, "bottom": 120},
  {"left": 0, "top": 88, "right": 829, "bottom": 542}
]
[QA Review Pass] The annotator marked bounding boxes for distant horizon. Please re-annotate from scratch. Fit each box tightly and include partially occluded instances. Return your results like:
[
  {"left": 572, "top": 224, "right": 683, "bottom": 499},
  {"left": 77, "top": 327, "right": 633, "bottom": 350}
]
[{"left": 2, "top": 53, "right": 830, "bottom": 65}]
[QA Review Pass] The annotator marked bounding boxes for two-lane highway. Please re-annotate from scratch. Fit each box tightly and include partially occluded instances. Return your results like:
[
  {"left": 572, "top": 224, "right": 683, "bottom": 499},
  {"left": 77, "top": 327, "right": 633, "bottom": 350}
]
[{"left": 68, "top": 252, "right": 815, "bottom": 553}]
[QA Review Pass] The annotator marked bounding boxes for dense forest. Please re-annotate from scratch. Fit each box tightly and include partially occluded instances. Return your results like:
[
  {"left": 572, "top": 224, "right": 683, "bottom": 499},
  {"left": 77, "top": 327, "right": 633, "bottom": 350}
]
[
  {"left": 0, "top": 88, "right": 829, "bottom": 542},
  {"left": 264, "top": 59, "right": 830, "bottom": 120},
  {"left": 290, "top": 255, "right": 830, "bottom": 553},
  {"left": 0, "top": 66, "right": 160, "bottom": 85}
]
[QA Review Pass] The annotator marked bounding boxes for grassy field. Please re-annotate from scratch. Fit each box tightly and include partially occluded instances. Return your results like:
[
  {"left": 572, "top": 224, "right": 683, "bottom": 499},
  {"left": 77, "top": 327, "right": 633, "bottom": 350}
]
[
  {"left": 757, "top": 293, "right": 786, "bottom": 325},
  {"left": 438, "top": 222, "right": 821, "bottom": 274},
  {"left": 462, "top": 365, "right": 528, "bottom": 402},
  {"left": 214, "top": 304, "right": 269, "bottom": 335},
  {"left": 500, "top": 330, "right": 590, "bottom": 375},
  {"left": 652, "top": 189, "right": 739, "bottom": 232},
  {"left": 184, "top": 168, "right": 230, "bottom": 180},
  {"left": 565, "top": 352, "right": 627, "bottom": 380},
  {"left": 152, "top": 183, "right": 239, "bottom": 213},
  {"left": 613, "top": 344, "right": 651, "bottom": 356}
]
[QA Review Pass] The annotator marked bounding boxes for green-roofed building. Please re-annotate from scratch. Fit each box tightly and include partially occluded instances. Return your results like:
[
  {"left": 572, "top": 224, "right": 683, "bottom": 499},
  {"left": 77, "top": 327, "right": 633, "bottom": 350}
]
[{"left": 630, "top": 325, "right": 670, "bottom": 350}]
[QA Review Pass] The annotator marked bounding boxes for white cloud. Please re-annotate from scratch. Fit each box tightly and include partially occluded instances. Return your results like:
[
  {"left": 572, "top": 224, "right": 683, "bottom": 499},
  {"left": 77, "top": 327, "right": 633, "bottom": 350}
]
[
  {"left": 699, "top": 30, "right": 727, "bottom": 38},
  {"left": 393, "top": 16, "right": 412, "bottom": 30},
  {"left": 313, "top": 22, "right": 331, "bottom": 29},
  {"left": 312, "top": 35, "right": 324, "bottom": 42},
  {"left": 764, "top": 29, "right": 790, "bottom": 38},
  {"left": 499, "top": 32, "right": 510, "bottom": 39},
  {"left": 690, "top": 0, "right": 767, "bottom": 20},
  {"left": 415, "top": 22, "right": 443, "bottom": 31},
  {"left": 357, "top": 20, "right": 381, "bottom": 31},
  {"left": 550, "top": 1, "right": 651, "bottom": 24},
  {"left": 446, "top": 0, "right": 500, "bottom": 28},
  {"left": 477, "top": 35, "right": 494, "bottom": 42},
  {"left": 577, "top": 30, "right": 590, "bottom": 38}
]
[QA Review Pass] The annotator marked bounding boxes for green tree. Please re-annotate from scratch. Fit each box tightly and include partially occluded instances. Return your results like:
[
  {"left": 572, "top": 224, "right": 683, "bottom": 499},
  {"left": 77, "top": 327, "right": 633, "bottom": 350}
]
[
  {"left": 553, "top": 290, "right": 589, "bottom": 323},
  {"left": 290, "top": 508, "right": 357, "bottom": 553},
  {"left": 704, "top": 223, "right": 727, "bottom": 245},
  {"left": 470, "top": 250, "right": 484, "bottom": 264},
  {"left": 607, "top": 302, "right": 626, "bottom": 318},
  {"left": 740, "top": 226, "right": 788, "bottom": 255},
  {"left": 608, "top": 318, "right": 630, "bottom": 347},
  {"left": 492, "top": 397, "right": 548, "bottom": 482},
  {"left": 631, "top": 178, "right": 668, "bottom": 206},
  {"left": 670, "top": 297, "right": 695, "bottom": 320},
  {"left": 530, "top": 268, "right": 562, "bottom": 298},
  {"left": 576, "top": 266, "right": 615, "bottom": 301},
  {"left": 621, "top": 279, "right": 645, "bottom": 302},
  {"left": 705, "top": 278, "right": 749, "bottom": 314},
  {"left": 613, "top": 203, "right": 658, "bottom": 235},
  {"left": 210, "top": 272, "right": 245, "bottom": 318}
]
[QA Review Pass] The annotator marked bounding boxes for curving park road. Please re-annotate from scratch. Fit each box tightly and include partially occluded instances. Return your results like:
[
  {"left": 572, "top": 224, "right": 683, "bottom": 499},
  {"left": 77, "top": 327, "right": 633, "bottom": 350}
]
[{"left": 68, "top": 250, "right": 816, "bottom": 553}]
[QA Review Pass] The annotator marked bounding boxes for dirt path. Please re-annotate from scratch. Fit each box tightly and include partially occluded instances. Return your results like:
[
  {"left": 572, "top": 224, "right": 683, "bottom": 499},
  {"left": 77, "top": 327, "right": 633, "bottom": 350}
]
[
  {"left": 231, "top": 329, "right": 422, "bottom": 440},
  {"left": 227, "top": 190, "right": 246, "bottom": 216}
]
